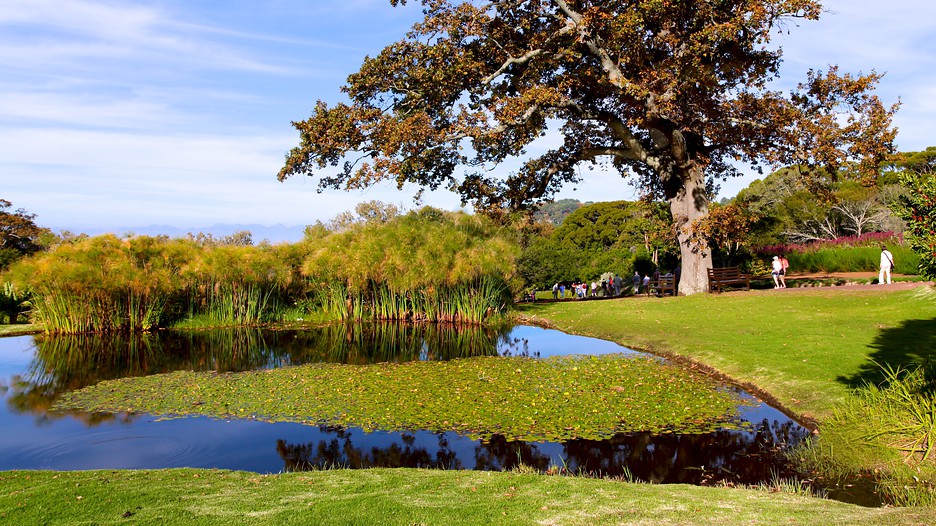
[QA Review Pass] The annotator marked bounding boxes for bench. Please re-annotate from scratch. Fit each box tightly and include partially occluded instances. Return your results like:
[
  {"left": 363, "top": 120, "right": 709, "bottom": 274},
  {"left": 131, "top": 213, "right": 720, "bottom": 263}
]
[
  {"left": 707, "top": 266, "right": 751, "bottom": 293},
  {"left": 647, "top": 275, "right": 677, "bottom": 296}
]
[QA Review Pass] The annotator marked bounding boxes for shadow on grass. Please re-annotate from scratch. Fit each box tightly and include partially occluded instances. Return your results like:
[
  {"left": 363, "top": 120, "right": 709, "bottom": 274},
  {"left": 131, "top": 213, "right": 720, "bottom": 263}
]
[{"left": 839, "top": 318, "right": 936, "bottom": 389}]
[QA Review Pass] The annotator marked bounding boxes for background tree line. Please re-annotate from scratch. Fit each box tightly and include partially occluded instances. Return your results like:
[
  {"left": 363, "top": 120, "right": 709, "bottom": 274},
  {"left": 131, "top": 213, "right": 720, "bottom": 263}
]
[{"left": 2, "top": 146, "right": 933, "bottom": 329}]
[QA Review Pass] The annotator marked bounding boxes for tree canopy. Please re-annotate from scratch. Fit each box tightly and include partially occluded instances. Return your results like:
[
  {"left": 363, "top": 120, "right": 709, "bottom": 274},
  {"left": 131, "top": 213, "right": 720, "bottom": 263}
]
[
  {"left": 280, "top": 0, "right": 897, "bottom": 294},
  {"left": 517, "top": 199, "right": 675, "bottom": 287},
  {"left": 889, "top": 147, "right": 936, "bottom": 279}
]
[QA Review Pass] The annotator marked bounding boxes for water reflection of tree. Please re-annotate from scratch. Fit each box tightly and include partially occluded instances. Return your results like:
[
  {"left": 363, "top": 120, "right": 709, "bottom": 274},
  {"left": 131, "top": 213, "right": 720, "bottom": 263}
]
[
  {"left": 275, "top": 419, "right": 808, "bottom": 486},
  {"left": 7, "top": 324, "right": 509, "bottom": 423},
  {"left": 558, "top": 418, "right": 806, "bottom": 485},
  {"left": 288, "top": 323, "right": 505, "bottom": 364},
  {"left": 277, "top": 428, "right": 463, "bottom": 472}
]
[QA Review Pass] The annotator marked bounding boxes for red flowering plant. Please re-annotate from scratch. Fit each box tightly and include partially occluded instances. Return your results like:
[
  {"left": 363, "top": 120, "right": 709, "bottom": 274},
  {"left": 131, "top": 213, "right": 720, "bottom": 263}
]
[{"left": 758, "top": 231, "right": 904, "bottom": 257}]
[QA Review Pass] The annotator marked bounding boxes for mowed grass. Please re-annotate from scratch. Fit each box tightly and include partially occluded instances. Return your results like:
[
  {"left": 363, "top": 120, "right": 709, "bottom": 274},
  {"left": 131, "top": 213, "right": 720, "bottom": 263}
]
[
  {"left": 2, "top": 469, "right": 933, "bottom": 526},
  {"left": 519, "top": 286, "right": 936, "bottom": 423},
  {"left": 0, "top": 323, "right": 38, "bottom": 337}
]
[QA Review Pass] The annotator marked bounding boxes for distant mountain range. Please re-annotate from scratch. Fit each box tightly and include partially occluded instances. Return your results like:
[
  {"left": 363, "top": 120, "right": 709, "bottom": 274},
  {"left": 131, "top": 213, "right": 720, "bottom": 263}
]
[{"left": 66, "top": 224, "right": 308, "bottom": 244}]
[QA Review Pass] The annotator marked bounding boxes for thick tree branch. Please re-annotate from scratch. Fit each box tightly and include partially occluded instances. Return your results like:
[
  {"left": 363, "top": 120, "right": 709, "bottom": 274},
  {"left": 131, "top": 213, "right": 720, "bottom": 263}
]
[{"left": 553, "top": 0, "right": 648, "bottom": 102}]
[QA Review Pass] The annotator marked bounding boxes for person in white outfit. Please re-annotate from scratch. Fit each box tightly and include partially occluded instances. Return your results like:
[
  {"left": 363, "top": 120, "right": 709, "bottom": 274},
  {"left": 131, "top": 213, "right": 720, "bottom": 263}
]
[
  {"left": 771, "top": 256, "right": 782, "bottom": 288},
  {"left": 879, "top": 245, "right": 894, "bottom": 285}
]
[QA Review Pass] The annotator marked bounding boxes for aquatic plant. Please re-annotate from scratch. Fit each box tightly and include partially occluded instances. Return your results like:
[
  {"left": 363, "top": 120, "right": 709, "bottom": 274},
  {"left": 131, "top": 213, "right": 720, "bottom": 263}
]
[
  {"left": 796, "top": 364, "right": 936, "bottom": 506},
  {"left": 6, "top": 235, "right": 185, "bottom": 333},
  {"left": 0, "top": 281, "right": 30, "bottom": 324},
  {"left": 55, "top": 353, "right": 747, "bottom": 442},
  {"left": 300, "top": 208, "right": 518, "bottom": 324}
]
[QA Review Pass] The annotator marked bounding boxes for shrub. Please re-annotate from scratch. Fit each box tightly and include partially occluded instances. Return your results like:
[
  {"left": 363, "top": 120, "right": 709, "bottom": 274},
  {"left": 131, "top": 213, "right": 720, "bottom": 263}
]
[
  {"left": 893, "top": 172, "right": 936, "bottom": 279},
  {"left": 796, "top": 364, "right": 936, "bottom": 506}
]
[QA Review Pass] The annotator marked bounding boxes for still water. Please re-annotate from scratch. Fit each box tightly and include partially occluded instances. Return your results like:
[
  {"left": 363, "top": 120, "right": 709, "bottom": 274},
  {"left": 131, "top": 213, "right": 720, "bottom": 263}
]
[{"left": 0, "top": 325, "right": 805, "bottom": 487}]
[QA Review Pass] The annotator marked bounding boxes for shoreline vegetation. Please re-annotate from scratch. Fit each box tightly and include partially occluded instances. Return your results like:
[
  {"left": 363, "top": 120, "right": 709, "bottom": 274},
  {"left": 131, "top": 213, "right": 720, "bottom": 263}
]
[
  {"left": 0, "top": 284, "right": 933, "bottom": 522},
  {"left": 54, "top": 354, "right": 748, "bottom": 442},
  {"left": 2, "top": 209, "right": 519, "bottom": 334}
]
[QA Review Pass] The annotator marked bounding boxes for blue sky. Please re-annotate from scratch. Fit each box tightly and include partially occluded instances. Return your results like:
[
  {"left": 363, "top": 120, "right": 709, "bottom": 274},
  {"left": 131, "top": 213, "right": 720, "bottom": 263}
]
[{"left": 2, "top": 0, "right": 934, "bottom": 234}]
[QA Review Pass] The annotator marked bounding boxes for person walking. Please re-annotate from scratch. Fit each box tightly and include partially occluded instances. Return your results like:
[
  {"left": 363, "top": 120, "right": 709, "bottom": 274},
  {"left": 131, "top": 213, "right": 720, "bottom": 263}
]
[
  {"left": 778, "top": 254, "right": 789, "bottom": 288},
  {"left": 879, "top": 245, "right": 895, "bottom": 285},
  {"left": 771, "top": 256, "right": 782, "bottom": 288}
]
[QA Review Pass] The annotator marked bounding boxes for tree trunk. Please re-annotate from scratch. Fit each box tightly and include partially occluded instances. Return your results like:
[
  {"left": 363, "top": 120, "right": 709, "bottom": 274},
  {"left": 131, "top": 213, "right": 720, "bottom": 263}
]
[{"left": 667, "top": 164, "right": 713, "bottom": 295}]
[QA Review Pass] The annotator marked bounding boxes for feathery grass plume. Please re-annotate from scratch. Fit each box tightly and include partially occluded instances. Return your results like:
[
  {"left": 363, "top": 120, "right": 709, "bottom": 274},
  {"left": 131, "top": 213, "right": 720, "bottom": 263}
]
[
  {"left": 6, "top": 235, "right": 187, "bottom": 333},
  {"left": 179, "top": 243, "right": 298, "bottom": 326},
  {"left": 301, "top": 208, "right": 519, "bottom": 324}
]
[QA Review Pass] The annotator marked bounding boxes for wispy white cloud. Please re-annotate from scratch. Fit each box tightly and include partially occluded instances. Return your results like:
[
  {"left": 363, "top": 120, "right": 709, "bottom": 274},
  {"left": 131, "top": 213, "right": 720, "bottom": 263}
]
[{"left": 1, "top": 0, "right": 932, "bottom": 232}]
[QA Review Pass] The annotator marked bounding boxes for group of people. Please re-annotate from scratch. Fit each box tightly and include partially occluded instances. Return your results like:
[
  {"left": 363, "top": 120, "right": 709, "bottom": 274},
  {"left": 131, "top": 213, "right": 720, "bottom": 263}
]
[
  {"left": 554, "top": 277, "right": 624, "bottom": 299},
  {"left": 542, "top": 244, "right": 896, "bottom": 301},
  {"left": 770, "top": 245, "right": 896, "bottom": 289},
  {"left": 547, "top": 266, "right": 681, "bottom": 300}
]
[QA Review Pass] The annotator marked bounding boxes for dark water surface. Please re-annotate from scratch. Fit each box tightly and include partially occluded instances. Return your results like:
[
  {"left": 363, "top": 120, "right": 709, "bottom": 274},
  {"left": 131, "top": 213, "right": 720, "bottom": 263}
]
[{"left": 1, "top": 325, "right": 808, "bottom": 489}]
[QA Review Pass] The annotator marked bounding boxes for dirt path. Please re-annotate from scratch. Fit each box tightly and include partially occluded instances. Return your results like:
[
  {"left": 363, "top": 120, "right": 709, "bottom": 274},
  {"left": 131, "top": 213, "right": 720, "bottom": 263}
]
[{"left": 772, "top": 272, "right": 932, "bottom": 292}]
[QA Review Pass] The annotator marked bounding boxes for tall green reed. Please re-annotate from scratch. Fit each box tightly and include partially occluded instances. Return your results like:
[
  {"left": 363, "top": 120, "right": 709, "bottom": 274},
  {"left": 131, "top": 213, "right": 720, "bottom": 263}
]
[
  {"left": 304, "top": 277, "right": 511, "bottom": 324},
  {"left": 299, "top": 208, "right": 519, "bottom": 324},
  {"left": 7, "top": 235, "right": 181, "bottom": 333},
  {"left": 795, "top": 363, "right": 936, "bottom": 506}
]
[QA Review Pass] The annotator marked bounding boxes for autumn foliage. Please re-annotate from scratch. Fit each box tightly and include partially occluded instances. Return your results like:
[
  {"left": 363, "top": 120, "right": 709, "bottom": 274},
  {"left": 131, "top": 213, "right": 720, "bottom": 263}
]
[{"left": 280, "top": 1, "right": 897, "bottom": 294}]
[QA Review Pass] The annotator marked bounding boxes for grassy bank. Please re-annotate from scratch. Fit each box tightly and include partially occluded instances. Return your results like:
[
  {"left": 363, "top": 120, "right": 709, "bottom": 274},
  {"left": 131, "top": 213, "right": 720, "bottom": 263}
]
[
  {"left": 5, "top": 285, "right": 936, "bottom": 521},
  {"left": 522, "top": 285, "right": 936, "bottom": 505},
  {"left": 519, "top": 286, "right": 936, "bottom": 423},
  {"left": 1, "top": 469, "right": 932, "bottom": 526},
  {"left": 0, "top": 323, "right": 38, "bottom": 337}
]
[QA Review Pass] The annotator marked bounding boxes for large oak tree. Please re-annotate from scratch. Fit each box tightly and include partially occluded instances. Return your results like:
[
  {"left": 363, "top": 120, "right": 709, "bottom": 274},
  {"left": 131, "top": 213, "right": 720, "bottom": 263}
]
[{"left": 279, "top": 0, "right": 897, "bottom": 294}]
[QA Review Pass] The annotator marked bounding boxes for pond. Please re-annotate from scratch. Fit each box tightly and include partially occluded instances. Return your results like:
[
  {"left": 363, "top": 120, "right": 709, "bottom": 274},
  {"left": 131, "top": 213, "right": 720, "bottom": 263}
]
[{"left": 1, "top": 325, "right": 807, "bottom": 489}]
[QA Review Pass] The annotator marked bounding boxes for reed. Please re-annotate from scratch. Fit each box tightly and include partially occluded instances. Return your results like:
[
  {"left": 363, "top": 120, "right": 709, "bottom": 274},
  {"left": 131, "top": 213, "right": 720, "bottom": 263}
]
[
  {"left": 795, "top": 363, "right": 936, "bottom": 506},
  {"left": 304, "top": 277, "right": 511, "bottom": 324},
  {"left": 301, "top": 207, "right": 519, "bottom": 324},
  {"left": 5, "top": 208, "right": 519, "bottom": 332},
  {"left": 5, "top": 235, "right": 186, "bottom": 333},
  {"left": 178, "top": 243, "right": 298, "bottom": 327}
]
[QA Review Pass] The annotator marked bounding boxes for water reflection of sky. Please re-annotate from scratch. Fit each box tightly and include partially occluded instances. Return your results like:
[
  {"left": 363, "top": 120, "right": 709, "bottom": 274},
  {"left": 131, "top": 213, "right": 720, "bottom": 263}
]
[
  {"left": 0, "top": 327, "right": 806, "bottom": 486},
  {"left": 498, "top": 326, "right": 641, "bottom": 358}
]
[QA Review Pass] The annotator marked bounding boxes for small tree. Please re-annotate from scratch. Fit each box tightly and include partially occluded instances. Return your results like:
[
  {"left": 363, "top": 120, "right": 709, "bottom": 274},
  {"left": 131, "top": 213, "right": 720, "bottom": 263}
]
[
  {"left": 890, "top": 148, "right": 936, "bottom": 279},
  {"left": 689, "top": 201, "right": 760, "bottom": 265},
  {"left": 0, "top": 199, "right": 50, "bottom": 270}
]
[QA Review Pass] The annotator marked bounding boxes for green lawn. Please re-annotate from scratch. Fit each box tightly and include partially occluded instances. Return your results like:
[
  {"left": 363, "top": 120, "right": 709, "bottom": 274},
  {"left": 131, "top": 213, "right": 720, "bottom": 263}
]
[
  {"left": 2, "top": 469, "right": 933, "bottom": 526},
  {"left": 3, "top": 285, "right": 936, "bottom": 524},
  {"left": 0, "top": 323, "right": 38, "bottom": 337}
]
